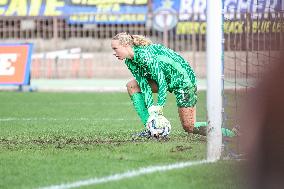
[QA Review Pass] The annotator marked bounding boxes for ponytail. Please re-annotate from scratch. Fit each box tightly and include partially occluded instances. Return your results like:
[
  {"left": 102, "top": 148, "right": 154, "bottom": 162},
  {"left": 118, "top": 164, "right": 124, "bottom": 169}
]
[
  {"left": 132, "top": 35, "right": 152, "bottom": 46},
  {"left": 112, "top": 32, "right": 152, "bottom": 46}
]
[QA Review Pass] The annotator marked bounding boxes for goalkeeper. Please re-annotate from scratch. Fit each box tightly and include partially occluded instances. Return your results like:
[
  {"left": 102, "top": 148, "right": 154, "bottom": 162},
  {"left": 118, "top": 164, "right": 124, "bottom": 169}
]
[{"left": 111, "top": 32, "right": 236, "bottom": 137}]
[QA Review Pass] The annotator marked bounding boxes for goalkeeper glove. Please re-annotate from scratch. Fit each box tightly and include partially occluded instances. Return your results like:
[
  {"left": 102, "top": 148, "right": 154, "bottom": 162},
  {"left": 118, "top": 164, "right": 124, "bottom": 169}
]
[{"left": 148, "top": 105, "right": 163, "bottom": 116}]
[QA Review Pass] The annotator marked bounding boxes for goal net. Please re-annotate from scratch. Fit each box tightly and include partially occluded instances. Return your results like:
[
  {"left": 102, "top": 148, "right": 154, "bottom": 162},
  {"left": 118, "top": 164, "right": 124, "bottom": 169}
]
[{"left": 222, "top": 0, "right": 284, "bottom": 158}]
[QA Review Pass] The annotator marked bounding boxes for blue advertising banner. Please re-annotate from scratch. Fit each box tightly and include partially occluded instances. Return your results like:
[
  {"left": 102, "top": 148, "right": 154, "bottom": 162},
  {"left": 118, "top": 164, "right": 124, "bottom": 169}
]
[
  {"left": 0, "top": 0, "right": 148, "bottom": 24},
  {"left": 152, "top": 0, "right": 283, "bottom": 33},
  {"left": 177, "top": 0, "right": 282, "bottom": 21}
]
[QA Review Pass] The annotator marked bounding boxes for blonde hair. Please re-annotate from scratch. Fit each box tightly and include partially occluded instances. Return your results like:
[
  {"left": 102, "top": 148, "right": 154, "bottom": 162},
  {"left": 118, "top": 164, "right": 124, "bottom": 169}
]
[{"left": 112, "top": 32, "right": 152, "bottom": 46}]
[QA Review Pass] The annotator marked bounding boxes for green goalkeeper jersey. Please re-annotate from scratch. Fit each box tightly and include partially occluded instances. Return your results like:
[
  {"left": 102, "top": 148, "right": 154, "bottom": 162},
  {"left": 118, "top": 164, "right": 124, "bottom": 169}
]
[{"left": 125, "top": 44, "right": 197, "bottom": 108}]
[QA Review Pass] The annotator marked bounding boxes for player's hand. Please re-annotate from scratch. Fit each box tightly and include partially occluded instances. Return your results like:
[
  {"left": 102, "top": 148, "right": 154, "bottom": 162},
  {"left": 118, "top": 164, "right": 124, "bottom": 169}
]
[{"left": 148, "top": 105, "right": 163, "bottom": 116}]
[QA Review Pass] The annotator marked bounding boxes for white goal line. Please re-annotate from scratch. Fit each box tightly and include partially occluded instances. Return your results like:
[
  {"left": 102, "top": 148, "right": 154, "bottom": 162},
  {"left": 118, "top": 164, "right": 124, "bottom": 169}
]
[{"left": 38, "top": 159, "right": 213, "bottom": 189}]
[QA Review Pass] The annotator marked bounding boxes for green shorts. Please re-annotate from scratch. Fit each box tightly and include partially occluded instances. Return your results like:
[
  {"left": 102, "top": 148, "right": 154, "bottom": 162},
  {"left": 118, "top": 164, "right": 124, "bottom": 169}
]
[{"left": 174, "top": 85, "right": 197, "bottom": 107}]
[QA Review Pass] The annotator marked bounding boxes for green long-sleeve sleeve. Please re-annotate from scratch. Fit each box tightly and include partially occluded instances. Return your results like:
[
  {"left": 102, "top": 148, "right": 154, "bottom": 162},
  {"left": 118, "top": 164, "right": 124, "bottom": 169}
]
[
  {"left": 125, "top": 59, "right": 154, "bottom": 108},
  {"left": 133, "top": 47, "right": 168, "bottom": 107}
]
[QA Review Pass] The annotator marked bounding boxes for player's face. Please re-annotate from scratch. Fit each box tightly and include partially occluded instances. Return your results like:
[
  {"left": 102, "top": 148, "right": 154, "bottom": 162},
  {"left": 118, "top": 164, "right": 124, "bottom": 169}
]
[{"left": 111, "top": 40, "right": 130, "bottom": 60}]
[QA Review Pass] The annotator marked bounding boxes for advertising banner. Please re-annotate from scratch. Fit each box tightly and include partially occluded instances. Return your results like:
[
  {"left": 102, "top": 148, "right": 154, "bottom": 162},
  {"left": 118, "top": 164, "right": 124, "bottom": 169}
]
[
  {"left": 152, "top": 0, "right": 283, "bottom": 33},
  {"left": 0, "top": 0, "right": 282, "bottom": 30},
  {"left": 0, "top": 0, "right": 148, "bottom": 24},
  {"left": 0, "top": 44, "right": 33, "bottom": 85}
]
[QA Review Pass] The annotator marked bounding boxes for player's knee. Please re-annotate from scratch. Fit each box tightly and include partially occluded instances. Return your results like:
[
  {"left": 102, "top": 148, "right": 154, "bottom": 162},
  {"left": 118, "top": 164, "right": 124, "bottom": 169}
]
[{"left": 126, "top": 80, "right": 140, "bottom": 95}]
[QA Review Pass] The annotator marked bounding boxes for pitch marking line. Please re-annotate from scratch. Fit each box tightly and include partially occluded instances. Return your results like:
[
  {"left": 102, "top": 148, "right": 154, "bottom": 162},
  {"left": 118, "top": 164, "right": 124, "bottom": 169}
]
[
  {"left": 38, "top": 160, "right": 212, "bottom": 189},
  {"left": 0, "top": 117, "right": 139, "bottom": 122}
]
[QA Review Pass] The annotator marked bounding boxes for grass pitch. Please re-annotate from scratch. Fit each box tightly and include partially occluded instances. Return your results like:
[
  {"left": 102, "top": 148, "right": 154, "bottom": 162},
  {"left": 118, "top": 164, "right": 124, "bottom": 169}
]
[{"left": 0, "top": 91, "right": 244, "bottom": 189}]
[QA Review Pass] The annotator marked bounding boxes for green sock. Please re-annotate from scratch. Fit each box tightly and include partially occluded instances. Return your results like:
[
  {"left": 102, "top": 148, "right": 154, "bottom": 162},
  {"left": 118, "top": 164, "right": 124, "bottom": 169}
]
[
  {"left": 130, "top": 92, "right": 149, "bottom": 126},
  {"left": 221, "top": 128, "right": 236, "bottom": 137},
  {"left": 195, "top": 121, "right": 208, "bottom": 128},
  {"left": 194, "top": 122, "right": 236, "bottom": 137}
]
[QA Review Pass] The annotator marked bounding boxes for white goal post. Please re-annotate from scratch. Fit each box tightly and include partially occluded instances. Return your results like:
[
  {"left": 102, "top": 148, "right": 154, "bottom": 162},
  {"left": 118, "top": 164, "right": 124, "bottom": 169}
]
[{"left": 206, "top": 0, "right": 223, "bottom": 161}]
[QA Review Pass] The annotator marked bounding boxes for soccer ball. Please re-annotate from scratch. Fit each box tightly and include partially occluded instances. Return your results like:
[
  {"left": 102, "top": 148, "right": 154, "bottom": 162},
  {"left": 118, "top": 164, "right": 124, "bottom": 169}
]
[{"left": 146, "top": 115, "right": 171, "bottom": 138}]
